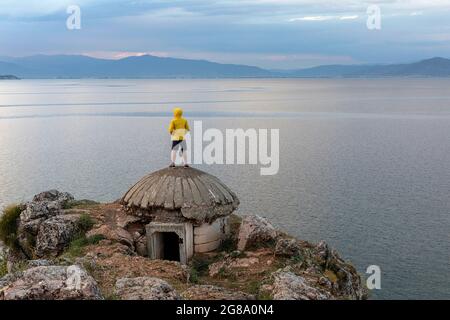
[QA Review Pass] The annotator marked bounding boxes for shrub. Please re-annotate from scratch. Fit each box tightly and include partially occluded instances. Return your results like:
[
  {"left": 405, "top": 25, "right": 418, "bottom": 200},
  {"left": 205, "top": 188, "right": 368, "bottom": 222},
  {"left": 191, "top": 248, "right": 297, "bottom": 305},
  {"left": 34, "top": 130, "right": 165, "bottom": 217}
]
[
  {"left": 191, "top": 256, "right": 211, "bottom": 276},
  {"left": 76, "top": 213, "right": 95, "bottom": 234},
  {"left": 189, "top": 268, "right": 199, "bottom": 284},
  {"left": 189, "top": 255, "right": 214, "bottom": 283},
  {"left": 218, "top": 236, "right": 237, "bottom": 253},
  {"left": 0, "top": 205, "right": 22, "bottom": 249}
]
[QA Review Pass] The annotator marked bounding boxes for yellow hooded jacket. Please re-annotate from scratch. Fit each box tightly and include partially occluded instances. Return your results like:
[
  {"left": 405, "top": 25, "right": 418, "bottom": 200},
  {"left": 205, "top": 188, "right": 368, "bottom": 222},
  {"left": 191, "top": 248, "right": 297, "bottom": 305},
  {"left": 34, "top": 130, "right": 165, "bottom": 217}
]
[{"left": 168, "top": 108, "right": 190, "bottom": 141}]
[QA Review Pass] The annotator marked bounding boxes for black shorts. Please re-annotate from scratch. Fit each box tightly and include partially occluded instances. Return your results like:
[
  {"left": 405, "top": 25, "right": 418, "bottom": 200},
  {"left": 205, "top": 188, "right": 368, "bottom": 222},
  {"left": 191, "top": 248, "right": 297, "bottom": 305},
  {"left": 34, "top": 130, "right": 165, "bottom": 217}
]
[{"left": 172, "top": 140, "right": 187, "bottom": 151}]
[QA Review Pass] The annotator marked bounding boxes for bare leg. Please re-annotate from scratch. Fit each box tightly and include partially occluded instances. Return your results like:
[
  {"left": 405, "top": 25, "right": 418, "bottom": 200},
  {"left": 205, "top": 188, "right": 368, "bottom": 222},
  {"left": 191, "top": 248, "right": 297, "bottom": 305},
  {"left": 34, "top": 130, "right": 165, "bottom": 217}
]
[
  {"left": 182, "top": 150, "right": 187, "bottom": 165},
  {"left": 170, "top": 150, "right": 177, "bottom": 166}
]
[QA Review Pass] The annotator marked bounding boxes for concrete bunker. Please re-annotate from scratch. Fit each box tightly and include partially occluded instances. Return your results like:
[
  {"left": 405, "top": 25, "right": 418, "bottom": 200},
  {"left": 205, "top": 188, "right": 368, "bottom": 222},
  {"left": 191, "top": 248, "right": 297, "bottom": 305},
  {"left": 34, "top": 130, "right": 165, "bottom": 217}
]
[{"left": 121, "top": 167, "right": 239, "bottom": 264}]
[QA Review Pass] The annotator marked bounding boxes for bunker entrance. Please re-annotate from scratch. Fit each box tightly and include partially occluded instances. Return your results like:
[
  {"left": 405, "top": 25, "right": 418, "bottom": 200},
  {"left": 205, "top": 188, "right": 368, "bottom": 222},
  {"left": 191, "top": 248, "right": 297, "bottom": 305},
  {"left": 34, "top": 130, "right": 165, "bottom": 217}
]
[{"left": 161, "top": 232, "right": 181, "bottom": 261}]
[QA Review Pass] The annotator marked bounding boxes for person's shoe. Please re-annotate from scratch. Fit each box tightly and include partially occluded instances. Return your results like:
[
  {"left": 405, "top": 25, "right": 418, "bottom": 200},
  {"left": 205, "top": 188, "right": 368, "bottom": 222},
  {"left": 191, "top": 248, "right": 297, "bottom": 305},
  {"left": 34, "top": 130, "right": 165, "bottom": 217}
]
[
  {"left": 169, "top": 163, "right": 175, "bottom": 168},
  {"left": 183, "top": 164, "right": 190, "bottom": 168}
]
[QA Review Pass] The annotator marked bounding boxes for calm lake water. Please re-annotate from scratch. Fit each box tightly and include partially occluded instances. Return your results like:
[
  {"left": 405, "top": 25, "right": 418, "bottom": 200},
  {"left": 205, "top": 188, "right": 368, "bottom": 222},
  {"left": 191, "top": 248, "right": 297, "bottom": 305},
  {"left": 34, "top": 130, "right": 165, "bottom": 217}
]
[{"left": 0, "top": 79, "right": 449, "bottom": 299}]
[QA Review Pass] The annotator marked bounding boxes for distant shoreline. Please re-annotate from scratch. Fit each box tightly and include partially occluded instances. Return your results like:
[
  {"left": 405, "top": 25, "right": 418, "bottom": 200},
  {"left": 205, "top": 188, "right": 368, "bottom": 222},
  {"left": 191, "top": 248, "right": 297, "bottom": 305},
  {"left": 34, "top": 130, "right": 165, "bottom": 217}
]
[
  {"left": 0, "top": 75, "right": 20, "bottom": 80},
  {"left": 2, "top": 55, "right": 450, "bottom": 78}
]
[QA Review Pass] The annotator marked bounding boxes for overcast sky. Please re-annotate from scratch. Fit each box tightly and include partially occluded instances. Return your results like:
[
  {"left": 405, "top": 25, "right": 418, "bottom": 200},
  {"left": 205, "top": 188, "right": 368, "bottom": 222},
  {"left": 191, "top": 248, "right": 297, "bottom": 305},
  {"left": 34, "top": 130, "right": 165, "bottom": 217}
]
[{"left": 1, "top": 0, "right": 450, "bottom": 68}]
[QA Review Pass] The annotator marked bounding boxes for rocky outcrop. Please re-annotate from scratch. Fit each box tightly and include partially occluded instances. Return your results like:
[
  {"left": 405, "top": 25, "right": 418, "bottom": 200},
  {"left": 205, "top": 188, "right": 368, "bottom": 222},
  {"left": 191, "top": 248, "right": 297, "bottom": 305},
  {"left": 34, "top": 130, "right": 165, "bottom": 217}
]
[
  {"left": 114, "top": 277, "right": 180, "bottom": 300},
  {"left": 312, "top": 241, "right": 366, "bottom": 299},
  {"left": 237, "top": 215, "right": 278, "bottom": 251},
  {"left": 0, "top": 265, "right": 103, "bottom": 300},
  {"left": 270, "top": 269, "right": 333, "bottom": 300},
  {"left": 1, "top": 191, "right": 367, "bottom": 300},
  {"left": 17, "top": 190, "right": 76, "bottom": 257},
  {"left": 26, "top": 259, "right": 52, "bottom": 268},
  {"left": 274, "top": 238, "right": 303, "bottom": 257},
  {"left": 181, "top": 285, "right": 255, "bottom": 300},
  {"left": 35, "top": 214, "right": 81, "bottom": 257}
]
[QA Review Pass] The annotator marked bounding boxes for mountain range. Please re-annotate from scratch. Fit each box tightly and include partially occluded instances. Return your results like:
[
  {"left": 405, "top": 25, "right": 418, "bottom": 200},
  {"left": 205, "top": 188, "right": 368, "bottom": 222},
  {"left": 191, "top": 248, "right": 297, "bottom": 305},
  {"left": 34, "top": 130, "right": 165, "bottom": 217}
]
[{"left": 1, "top": 55, "right": 450, "bottom": 78}]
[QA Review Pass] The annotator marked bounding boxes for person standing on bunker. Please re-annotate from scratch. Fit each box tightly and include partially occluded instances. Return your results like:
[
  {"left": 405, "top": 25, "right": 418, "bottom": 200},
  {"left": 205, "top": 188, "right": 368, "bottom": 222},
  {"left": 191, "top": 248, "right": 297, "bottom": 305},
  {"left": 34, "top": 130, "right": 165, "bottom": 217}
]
[{"left": 169, "top": 107, "right": 190, "bottom": 168}]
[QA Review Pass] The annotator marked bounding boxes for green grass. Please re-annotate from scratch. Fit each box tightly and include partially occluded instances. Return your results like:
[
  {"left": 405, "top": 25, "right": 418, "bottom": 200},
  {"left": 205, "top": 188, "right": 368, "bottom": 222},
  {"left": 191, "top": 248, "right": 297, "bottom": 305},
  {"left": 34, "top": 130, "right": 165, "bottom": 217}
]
[
  {"left": 61, "top": 213, "right": 99, "bottom": 259},
  {"left": 64, "top": 234, "right": 105, "bottom": 258},
  {"left": 105, "top": 293, "right": 120, "bottom": 300},
  {"left": 189, "top": 255, "right": 218, "bottom": 283},
  {"left": 247, "top": 280, "right": 261, "bottom": 295},
  {"left": 290, "top": 254, "right": 304, "bottom": 264},
  {"left": 76, "top": 213, "right": 95, "bottom": 234},
  {"left": 257, "top": 291, "right": 273, "bottom": 300},
  {"left": 189, "top": 268, "right": 200, "bottom": 284},
  {"left": 0, "top": 204, "right": 22, "bottom": 249}
]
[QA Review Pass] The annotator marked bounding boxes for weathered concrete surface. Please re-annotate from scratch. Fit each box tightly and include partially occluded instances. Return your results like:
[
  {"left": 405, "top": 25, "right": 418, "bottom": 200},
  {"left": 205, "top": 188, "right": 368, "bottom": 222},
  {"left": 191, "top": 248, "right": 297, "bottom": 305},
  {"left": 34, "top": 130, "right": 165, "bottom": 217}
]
[{"left": 122, "top": 167, "right": 239, "bottom": 222}]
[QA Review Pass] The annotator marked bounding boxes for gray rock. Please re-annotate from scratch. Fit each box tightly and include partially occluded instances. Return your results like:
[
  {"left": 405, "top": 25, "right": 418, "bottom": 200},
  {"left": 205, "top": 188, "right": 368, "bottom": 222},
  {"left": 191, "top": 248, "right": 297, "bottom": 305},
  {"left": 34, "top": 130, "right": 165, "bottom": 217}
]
[
  {"left": 314, "top": 240, "right": 330, "bottom": 266},
  {"left": 237, "top": 215, "right": 278, "bottom": 251},
  {"left": 274, "top": 238, "right": 302, "bottom": 257},
  {"left": 27, "top": 259, "right": 52, "bottom": 267},
  {"left": 35, "top": 214, "right": 81, "bottom": 257},
  {"left": 0, "top": 265, "right": 103, "bottom": 300},
  {"left": 271, "top": 270, "right": 333, "bottom": 300},
  {"left": 135, "top": 235, "right": 148, "bottom": 257},
  {"left": 17, "top": 190, "right": 75, "bottom": 257},
  {"left": 181, "top": 285, "right": 255, "bottom": 300},
  {"left": 21, "top": 190, "right": 74, "bottom": 223},
  {"left": 6, "top": 259, "right": 51, "bottom": 274},
  {"left": 32, "top": 190, "right": 74, "bottom": 203},
  {"left": 313, "top": 241, "right": 367, "bottom": 299},
  {"left": 114, "top": 277, "right": 179, "bottom": 300},
  {"left": 0, "top": 272, "right": 21, "bottom": 290}
]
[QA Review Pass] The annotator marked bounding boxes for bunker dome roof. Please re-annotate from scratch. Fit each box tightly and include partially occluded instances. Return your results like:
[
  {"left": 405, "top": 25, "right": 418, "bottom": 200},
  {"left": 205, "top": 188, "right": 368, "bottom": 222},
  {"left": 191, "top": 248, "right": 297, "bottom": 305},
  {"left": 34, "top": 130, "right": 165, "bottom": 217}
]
[{"left": 122, "top": 167, "right": 239, "bottom": 222}]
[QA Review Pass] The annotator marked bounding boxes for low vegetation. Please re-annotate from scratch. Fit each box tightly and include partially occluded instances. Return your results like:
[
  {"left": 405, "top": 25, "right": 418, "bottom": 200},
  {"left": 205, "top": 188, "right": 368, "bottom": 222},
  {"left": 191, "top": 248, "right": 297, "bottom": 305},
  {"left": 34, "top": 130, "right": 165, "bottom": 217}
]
[
  {"left": 62, "top": 214, "right": 101, "bottom": 259},
  {"left": 0, "top": 204, "right": 22, "bottom": 249},
  {"left": 217, "top": 236, "right": 236, "bottom": 253},
  {"left": 188, "top": 254, "right": 223, "bottom": 284},
  {"left": 0, "top": 257, "right": 7, "bottom": 278},
  {"left": 76, "top": 213, "right": 95, "bottom": 234},
  {"left": 63, "top": 199, "right": 99, "bottom": 210},
  {"left": 64, "top": 234, "right": 105, "bottom": 258}
]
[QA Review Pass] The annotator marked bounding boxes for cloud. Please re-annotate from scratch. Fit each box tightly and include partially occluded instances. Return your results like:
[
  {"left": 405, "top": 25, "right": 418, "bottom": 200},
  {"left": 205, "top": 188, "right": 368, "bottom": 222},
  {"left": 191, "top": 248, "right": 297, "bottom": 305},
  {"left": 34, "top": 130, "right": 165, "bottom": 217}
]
[
  {"left": 289, "top": 16, "right": 336, "bottom": 22},
  {"left": 1, "top": 0, "right": 450, "bottom": 68},
  {"left": 289, "top": 14, "right": 360, "bottom": 22},
  {"left": 1, "top": 0, "right": 449, "bottom": 20},
  {"left": 340, "top": 15, "right": 359, "bottom": 20}
]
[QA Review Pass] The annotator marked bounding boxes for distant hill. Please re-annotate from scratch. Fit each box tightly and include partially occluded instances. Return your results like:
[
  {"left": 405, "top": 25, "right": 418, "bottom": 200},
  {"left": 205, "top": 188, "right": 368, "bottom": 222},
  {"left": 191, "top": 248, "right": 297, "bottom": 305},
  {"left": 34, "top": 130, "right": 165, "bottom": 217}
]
[
  {"left": 1, "top": 55, "right": 450, "bottom": 78},
  {"left": 0, "top": 54, "right": 272, "bottom": 79},
  {"left": 291, "top": 57, "right": 450, "bottom": 77},
  {"left": 0, "top": 74, "right": 19, "bottom": 80}
]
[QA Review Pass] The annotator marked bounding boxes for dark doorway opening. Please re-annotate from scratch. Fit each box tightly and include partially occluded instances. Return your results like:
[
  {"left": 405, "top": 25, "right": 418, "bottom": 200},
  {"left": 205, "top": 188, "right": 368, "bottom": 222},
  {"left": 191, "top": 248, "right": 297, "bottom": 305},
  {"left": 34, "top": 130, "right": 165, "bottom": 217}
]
[{"left": 162, "top": 232, "right": 180, "bottom": 261}]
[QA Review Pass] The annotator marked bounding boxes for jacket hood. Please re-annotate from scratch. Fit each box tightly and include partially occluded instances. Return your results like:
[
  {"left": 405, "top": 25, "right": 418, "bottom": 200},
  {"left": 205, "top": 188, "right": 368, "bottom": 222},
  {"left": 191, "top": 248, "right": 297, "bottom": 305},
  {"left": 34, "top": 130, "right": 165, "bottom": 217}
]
[{"left": 173, "top": 107, "right": 183, "bottom": 118}]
